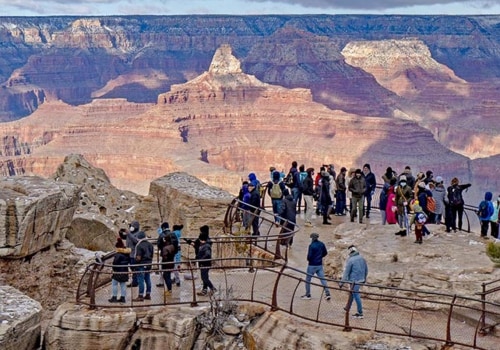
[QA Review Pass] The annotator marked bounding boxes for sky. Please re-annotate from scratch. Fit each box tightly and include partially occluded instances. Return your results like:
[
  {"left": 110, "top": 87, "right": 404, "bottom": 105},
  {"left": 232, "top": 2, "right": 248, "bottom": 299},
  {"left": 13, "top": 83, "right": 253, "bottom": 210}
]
[{"left": 1, "top": 0, "right": 500, "bottom": 17}]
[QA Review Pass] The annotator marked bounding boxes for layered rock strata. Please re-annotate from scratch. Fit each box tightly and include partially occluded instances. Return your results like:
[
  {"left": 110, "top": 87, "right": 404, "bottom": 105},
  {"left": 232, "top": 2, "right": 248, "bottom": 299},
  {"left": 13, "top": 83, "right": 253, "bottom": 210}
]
[
  {"left": 0, "top": 285, "right": 42, "bottom": 350},
  {"left": 0, "top": 176, "right": 80, "bottom": 258}
]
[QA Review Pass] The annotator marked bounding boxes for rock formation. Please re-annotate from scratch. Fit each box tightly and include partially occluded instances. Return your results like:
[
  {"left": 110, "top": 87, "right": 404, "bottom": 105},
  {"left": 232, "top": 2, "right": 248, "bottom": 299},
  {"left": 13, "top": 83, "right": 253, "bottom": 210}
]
[
  {"left": 0, "top": 285, "right": 42, "bottom": 350},
  {"left": 0, "top": 175, "right": 80, "bottom": 258}
]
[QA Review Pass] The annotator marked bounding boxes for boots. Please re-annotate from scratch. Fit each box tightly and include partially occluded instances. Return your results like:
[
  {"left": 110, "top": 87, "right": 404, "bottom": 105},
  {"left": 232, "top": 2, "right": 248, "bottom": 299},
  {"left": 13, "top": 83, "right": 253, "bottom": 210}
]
[
  {"left": 108, "top": 296, "right": 118, "bottom": 303},
  {"left": 119, "top": 297, "right": 126, "bottom": 303}
]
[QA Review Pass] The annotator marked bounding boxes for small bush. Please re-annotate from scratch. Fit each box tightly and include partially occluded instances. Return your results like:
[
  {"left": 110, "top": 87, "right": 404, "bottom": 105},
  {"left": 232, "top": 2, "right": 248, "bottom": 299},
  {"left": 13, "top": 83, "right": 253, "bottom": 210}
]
[{"left": 486, "top": 242, "right": 500, "bottom": 260}]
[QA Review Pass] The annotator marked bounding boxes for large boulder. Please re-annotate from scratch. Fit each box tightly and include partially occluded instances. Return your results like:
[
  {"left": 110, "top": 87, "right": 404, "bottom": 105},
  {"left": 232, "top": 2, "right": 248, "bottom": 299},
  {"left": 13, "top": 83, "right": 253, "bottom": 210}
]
[
  {"left": 0, "top": 176, "right": 80, "bottom": 258},
  {"left": 0, "top": 285, "right": 42, "bottom": 350},
  {"left": 149, "top": 172, "right": 234, "bottom": 237},
  {"left": 44, "top": 302, "right": 204, "bottom": 350}
]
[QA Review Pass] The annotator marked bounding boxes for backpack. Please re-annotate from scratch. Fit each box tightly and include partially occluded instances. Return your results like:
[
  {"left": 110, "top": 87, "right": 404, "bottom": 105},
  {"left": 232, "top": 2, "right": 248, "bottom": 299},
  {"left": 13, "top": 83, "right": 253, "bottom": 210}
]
[
  {"left": 477, "top": 201, "right": 489, "bottom": 219},
  {"left": 165, "top": 231, "right": 180, "bottom": 255},
  {"left": 449, "top": 187, "right": 463, "bottom": 206},
  {"left": 270, "top": 181, "right": 283, "bottom": 199},
  {"left": 284, "top": 173, "right": 294, "bottom": 188},
  {"left": 426, "top": 195, "right": 436, "bottom": 213}
]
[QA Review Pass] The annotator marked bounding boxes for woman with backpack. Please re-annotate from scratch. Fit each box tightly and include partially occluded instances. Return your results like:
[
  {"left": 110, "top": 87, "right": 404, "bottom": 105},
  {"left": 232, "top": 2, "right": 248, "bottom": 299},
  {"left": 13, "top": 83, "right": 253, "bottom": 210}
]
[
  {"left": 446, "top": 177, "right": 471, "bottom": 232},
  {"left": 161, "top": 233, "right": 178, "bottom": 298}
]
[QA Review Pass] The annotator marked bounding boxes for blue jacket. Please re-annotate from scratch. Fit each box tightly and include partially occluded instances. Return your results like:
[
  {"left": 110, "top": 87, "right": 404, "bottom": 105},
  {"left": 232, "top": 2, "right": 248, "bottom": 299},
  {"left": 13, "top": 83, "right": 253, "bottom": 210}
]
[
  {"left": 342, "top": 252, "right": 368, "bottom": 284},
  {"left": 307, "top": 240, "right": 327, "bottom": 266},
  {"left": 478, "top": 192, "right": 494, "bottom": 222}
]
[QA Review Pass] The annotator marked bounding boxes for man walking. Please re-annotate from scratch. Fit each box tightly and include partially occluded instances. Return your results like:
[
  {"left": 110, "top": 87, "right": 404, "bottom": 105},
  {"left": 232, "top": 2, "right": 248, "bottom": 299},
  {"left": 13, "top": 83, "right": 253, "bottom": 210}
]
[
  {"left": 301, "top": 233, "right": 331, "bottom": 301},
  {"left": 339, "top": 245, "right": 368, "bottom": 319}
]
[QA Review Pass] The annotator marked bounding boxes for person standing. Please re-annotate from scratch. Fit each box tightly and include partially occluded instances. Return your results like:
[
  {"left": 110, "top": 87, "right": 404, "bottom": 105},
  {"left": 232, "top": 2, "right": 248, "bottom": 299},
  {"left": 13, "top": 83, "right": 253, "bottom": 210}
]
[
  {"left": 267, "top": 170, "right": 286, "bottom": 225},
  {"left": 301, "top": 233, "right": 331, "bottom": 301},
  {"left": 172, "top": 224, "right": 184, "bottom": 286},
  {"left": 196, "top": 227, "right": 216, "bottom": 296},
  {"left": 248, "top": 180, "right": 262, "bottom": 236},
  {"left": 491, "top": 195, "right": 500, "bottom": 240},
  {"left": 339, "top": 245, "right": 368, "bottom": 319},
  {"left": 108, "top": 238, "right": 131, "bottom": 303},
  {"left": 279, "top": 189, "right": 297, "bottom": 246},
  {"left": 126, "top": 220, "right": 140, "bottom": 287},
  {"left": 362, "top": 164, "right": 376, "bottom": 219},
  {"left": 335, "top": 167, "right": 347, "bottom": 216},
  {"left": 348, "top": 169, "right": 366, "bottom": 223},
  {"left": 478, "top": 191, "right": 495, "bottom": 238},
  {"left": 302, "top": 168, "right": 315, "bottom": 227},
  {"left": 160, "top": 233, "right": 176, "bottom": 297},
  {"left": 395, "top": 175, "right": 413, "bottom": 236},
  {"left": 431, "top": 176, "right": 447, "bottom": 224},
  {"left": 319, "top": 170, "right": 333, "bottom": 225},
  {"left": 133, "top": 231, "right": 154, "bottom": 302},
  {"left": 447, "top": 177, "right": 471, "bottom": 232}
]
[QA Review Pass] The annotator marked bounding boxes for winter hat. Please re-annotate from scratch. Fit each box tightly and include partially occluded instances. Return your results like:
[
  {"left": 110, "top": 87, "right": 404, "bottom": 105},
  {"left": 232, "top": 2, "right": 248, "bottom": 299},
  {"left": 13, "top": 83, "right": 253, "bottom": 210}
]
[
  {"left": 418, "top": 182, "right": 426, "bottom": 189},
  {"left": 310, "top": 233, "right": 319, "bottom": 240},
  {"left": 435, "top": 176, "right": 443, "bottom": 183},
  {"left": 118, "top": 228, "right": 127, "bottom": 240},
  {"left": 137, "top": 231, "right": 146, "bottom": 239},
  {"left": 355, "top": 168, "right": 362, "bottom": 175},
  {"left": 363, "top": 163, "right": 371, "bottom": 170},
  {"left": 161, "top": 222, "right": 169, "bottom": 231},
  {"left": 348, "top": 245, "right": 358, "bottom": 255},
  {"left": 399, "top": 175, "right": 407, "bottom": 182},
  {"left": 130, "top": 220, "right": 140, "bottom": 232},
  {"left": 200, "top": 225, "right": 210, "bottom": 237},
  {"left": 272, "top": 170, "right": 280, "bottom": 181},
  {"left": 248, "top": 173, "right": 257, "bottom": 182},
  {"left": 116, "top": 237, "right": 125, "bottom": 249}
]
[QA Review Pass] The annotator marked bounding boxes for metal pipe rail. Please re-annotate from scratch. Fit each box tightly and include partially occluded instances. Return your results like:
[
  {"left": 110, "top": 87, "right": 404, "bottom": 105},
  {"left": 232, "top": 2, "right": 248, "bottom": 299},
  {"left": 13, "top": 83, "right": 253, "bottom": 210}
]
[{"left": 76, "top": 256, "right": 500, "bottom": 350}]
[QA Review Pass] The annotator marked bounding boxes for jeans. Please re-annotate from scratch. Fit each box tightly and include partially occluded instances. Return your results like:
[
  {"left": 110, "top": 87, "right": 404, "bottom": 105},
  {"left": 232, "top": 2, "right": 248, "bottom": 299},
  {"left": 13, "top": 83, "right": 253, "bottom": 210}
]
[
  {"left": 364, "top": 192, "right": 372, "bottom": 217},
  {"left": 112, "top": 279, "right": 127, "bottom": 298},
  {"left": 136, "top": 265, "right": 152, "bottom": 296},
  {"left": 200, "top": 266, "right": 215, "bottom": 291},
  {"left": 292, "top": 187, "right": 300, "bottom": 204},
  {"left": 305, "top": 265, "right": 331, "bottom": 297},
  {"left": 162, "top": 263, "right": 172, "bottom": 291},
  {"left": 271, "top": 198, "right": 283, "bottom": 223},
  {"left": 346, "top": 283, "right": 363, "bottom": 314},
  {"left": 129, "top": 257, "right": 138, "bottom": 285}
]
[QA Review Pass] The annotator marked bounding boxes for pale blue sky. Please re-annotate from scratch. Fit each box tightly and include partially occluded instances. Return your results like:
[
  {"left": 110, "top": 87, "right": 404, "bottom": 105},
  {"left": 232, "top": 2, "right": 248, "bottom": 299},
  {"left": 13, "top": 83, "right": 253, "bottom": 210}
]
[{"left": 0, "top": 0, "right": 499, "bottom": 16}]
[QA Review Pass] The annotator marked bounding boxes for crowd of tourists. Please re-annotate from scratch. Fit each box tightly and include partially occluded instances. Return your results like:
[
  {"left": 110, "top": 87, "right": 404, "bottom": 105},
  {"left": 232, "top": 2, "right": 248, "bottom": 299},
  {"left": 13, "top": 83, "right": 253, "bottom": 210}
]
[
  {"left": 107, "top": 221, "right": 215, "bottom": 303},
  {"left": 238, "top": 162, "right": 500, "bottom": 244}
]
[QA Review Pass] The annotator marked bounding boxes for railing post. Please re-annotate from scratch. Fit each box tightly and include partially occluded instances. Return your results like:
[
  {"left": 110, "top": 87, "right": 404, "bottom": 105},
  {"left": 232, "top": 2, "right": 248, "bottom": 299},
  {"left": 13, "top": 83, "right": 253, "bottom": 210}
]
[
  {"left": 445, "top": 295, "right": 457, "bottom": 347},
  {"left": 479, "top": 282, "right": 487, "bottom": 334},
  {"left": 271, "top": 263, "right": 287, "bottom": 311}
]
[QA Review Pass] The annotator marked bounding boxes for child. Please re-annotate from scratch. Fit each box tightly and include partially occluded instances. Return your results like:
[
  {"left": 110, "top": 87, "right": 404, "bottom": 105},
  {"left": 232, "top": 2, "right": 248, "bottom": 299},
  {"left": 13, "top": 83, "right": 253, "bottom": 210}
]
[
  {"left": 109, "top": 238, "right": 131, "bottom": 303},
  {"left": 411, "top": 204, "right": 427, "bottom": 244},
  {"left": 477, "top": 192, "right": 494, "bottom": 238}
]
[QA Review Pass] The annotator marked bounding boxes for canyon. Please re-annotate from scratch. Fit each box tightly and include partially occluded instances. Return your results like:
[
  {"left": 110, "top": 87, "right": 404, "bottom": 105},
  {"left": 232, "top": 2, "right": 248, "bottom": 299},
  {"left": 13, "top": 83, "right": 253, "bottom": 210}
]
[{"left": 0, "top": 16, "right": 498, "bottom": 200}]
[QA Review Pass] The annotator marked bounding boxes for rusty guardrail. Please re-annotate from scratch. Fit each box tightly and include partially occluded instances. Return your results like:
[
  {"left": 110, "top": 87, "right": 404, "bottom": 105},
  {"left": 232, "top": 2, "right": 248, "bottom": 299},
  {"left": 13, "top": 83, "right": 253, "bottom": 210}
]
[
  {"left": 76, "top": 195, "right": 499, "bottom": 349},
  {"left": 76, "top": 255, "right": 499, "bottom": 349}
]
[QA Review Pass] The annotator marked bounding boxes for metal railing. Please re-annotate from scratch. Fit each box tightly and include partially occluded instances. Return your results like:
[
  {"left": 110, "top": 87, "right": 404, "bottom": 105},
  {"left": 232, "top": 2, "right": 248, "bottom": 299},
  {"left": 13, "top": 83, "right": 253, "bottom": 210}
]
[
  {"left": 75, "top": 194, "right": 499, "bottom": 349},
  {"left": 76, "top": 255, "right": 499, "bottom": 349}
]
